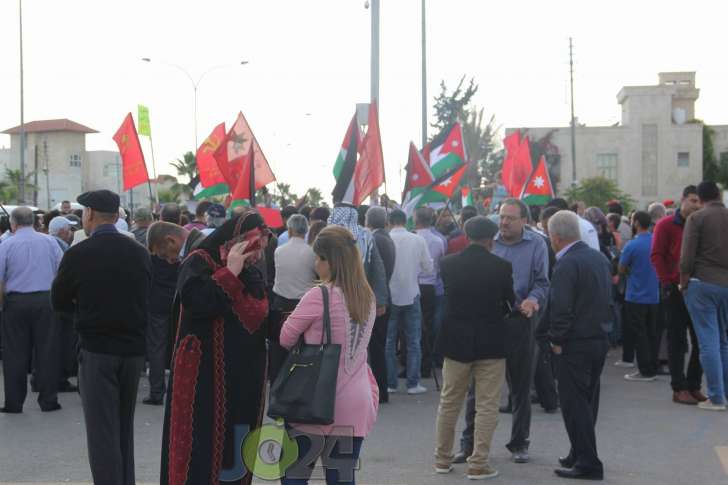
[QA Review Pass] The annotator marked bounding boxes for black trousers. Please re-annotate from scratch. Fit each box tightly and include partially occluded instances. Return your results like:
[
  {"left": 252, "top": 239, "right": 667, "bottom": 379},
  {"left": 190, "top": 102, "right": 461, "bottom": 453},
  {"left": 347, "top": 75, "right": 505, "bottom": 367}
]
[
  {"left": 369, "top": 309, "right": 390, "bottom": 403},
  {"left": 59, "top": 312, "right": 78, "bottom": 382},
  {"left": 1, "top": 292, "right": 60, "bottom": 411},
  {"left": 621, "top": 301, "right": 635, "bottom": 363},
  {"left": 419, "top": 284, "right": 436, "bottom": 376},
  {"left": 664, "top": 288, "right": 703, "bottom": 392},
  {"left": 555, "top": 340, "right": 607, "bottom": 473},
  {"left": 79, "top": 349, "right": 144, "bottom": 485},
  {"left": 624, "top": 302, "right": 658, "bottom": 376},
  {"left": 146, "top": 313, "right": 170, "bottom": 400},
  {"left": 462, "top": 314, "right": 533, "bottom": 453}
]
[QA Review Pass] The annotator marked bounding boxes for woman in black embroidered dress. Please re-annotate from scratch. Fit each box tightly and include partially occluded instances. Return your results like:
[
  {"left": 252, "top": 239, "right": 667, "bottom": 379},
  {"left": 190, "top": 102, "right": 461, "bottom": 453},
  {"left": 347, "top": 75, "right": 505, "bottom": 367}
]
[{"left": 161, "top": 212, "right": 271, "bottom": 485}]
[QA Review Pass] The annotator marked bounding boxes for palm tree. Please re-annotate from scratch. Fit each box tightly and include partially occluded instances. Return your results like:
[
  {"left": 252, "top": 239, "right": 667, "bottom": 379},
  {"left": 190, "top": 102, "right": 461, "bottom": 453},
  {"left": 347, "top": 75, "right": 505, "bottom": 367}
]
[
  {"left": 171, "top": 152, "right": 199, "bottom": 188},
  {"left": 157, "top": 189, "right": 180, "bottom": 204},
  {"left": 305, "top": 187, "right": 324, "bottom": 207},
  {"left": 0, "top": 169, "right": 38, "bottom": 204}
]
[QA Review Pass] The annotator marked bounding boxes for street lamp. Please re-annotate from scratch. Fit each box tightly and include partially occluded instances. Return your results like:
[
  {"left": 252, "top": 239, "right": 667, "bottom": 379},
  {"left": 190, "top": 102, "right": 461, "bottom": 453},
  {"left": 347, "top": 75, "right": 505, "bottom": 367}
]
[{"left": 140, "top": 58, "right": 249, "bottom": 152}]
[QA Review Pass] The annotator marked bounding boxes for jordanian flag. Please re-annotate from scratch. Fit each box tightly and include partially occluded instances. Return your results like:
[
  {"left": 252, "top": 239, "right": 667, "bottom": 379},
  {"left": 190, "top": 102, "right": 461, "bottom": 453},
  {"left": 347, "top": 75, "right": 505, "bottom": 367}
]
[
  {"left": 520, "top": 155, "right": 555, "bottom": 206},
  {"left": 424, "top": 122, "right": 466, "bottom": 179},
  {"left": 462, "top": 186, "right": 474, "bottom": 207},
  {"left": 332, "top": 114, "right": 361, "bottom": 204}
]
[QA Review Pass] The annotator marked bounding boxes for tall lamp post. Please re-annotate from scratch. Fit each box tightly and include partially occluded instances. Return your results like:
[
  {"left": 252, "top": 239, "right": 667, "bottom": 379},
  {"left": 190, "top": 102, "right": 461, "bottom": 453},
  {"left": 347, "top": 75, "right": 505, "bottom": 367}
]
[
  {"left": 18, "top": 0, "right": 26, "bottom": 203},
  {"left": 141, "top": 59, "right": 249, "bottom": 153}
]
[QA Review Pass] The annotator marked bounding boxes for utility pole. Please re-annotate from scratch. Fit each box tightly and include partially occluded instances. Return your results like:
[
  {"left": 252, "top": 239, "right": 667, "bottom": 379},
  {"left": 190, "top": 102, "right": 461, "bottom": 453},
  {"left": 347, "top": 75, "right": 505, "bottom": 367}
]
[
  {"left": 19, "top": 0, "right": 26, "bottom": 203},
  {"left": 421, "top": 0, "right": 427, "bottom": 148},
  {"left": 369, "top": 0, "right": 381, "bottom": 204},
  {"left": 569, "top": 37, "right": 577, "bottom": 185},
  {"left": 43, "top": 139, "right": 50, "bottom": 210}
]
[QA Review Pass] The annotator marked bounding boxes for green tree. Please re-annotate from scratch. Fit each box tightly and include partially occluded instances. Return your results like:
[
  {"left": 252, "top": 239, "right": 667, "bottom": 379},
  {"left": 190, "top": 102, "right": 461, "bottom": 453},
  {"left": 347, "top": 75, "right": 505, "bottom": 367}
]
[
  {"left": 171, "top": 151, "right": 199, "bottom": 188},
  {"left": 305, "top": 187, "right": 324, "bottom": 207},
  {"left": 431, "top": 76, "right": 478, "bottom": 134},
  {"left": 564, "top": 176, "right": 635, "bottom": 213},
  {"left": 0, "top": 169, "right": 39, "bottom": 204},
  {"left": 157, "top": 189, "right": 179, "bottom": 204},
  {"left": 273, "top": 183, "right": 298, "bottom": 207},
  {"left": 432, "top": 76, "right": 499, "bottom": 193}
]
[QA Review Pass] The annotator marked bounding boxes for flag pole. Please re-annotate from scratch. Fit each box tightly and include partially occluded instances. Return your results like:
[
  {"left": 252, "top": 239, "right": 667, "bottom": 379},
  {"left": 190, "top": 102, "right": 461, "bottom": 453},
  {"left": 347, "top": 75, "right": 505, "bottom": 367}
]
[{"left": 147, "top": 134, "right": 159, "bottom": 208}]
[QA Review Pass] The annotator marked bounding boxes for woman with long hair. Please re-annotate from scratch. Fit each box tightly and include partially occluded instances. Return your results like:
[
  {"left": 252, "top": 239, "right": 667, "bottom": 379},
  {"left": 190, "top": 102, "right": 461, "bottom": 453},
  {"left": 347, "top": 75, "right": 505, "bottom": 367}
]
[
  {"left": 161, "top": 211, "right": 271, "bottom": 485},
  {"left": 279, "top": 225, "right": 379, "bottom": 485}
]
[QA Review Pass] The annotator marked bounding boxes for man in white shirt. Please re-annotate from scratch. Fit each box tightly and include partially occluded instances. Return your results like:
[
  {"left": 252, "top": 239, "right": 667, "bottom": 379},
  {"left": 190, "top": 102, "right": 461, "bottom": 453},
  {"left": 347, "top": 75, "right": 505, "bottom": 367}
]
[
  {"left": 386, "top": 209, "right": 434, "bottom": 395},
  {"left": 270, "top": 214, "right": 317, "bottom": 381},
  {"left": 546, "top": 198, "right": 600, "bottom": 251}
]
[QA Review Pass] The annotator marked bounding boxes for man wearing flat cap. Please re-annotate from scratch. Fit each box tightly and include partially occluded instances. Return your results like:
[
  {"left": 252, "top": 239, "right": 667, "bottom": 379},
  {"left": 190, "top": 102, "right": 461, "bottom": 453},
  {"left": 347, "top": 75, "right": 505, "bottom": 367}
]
[
  {"left": 433, "top": 216, "right": 515, "bottom": 480},
  {"left": 52, "top": 189, "right": 151, "bottom": 485}
]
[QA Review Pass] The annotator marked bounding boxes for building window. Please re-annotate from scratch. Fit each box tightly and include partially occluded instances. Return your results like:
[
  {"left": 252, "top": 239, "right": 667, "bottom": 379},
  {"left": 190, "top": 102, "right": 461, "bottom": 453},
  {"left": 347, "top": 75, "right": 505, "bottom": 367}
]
[
  {"left": 69, "top": 154, "right": 81, "bottom": 168},
  {"left": 677, "top": 152, "right": 690, "bottom": 168},
  {"left": 596, "top": 153, "right": 618, "bottom": 181},
  {"left": 720, "top": 152, "right": 728, "bottom": 164}
]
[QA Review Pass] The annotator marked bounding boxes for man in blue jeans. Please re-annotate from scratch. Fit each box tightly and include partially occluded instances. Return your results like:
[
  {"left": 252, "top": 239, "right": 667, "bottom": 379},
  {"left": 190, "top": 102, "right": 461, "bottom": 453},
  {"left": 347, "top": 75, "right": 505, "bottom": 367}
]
[
  {"left": 386, "top": 210, "right": 433, "bottom": 395},
  {"left": 680, "top": 181, "right": 728, "bottom": 411}
]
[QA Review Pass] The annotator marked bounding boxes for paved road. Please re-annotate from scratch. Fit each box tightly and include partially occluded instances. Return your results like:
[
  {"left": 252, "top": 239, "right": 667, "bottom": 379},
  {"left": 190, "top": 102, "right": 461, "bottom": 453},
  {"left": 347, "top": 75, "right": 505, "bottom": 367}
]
[{"left": 1, "top": 350, "right": 727, "bottom": 484}]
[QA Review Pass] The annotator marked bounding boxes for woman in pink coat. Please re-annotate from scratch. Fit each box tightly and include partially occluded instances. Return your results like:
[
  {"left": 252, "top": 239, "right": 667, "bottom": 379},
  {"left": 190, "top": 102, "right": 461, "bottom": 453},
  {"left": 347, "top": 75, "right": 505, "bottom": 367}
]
[{"left": 279, "top": 225, "right": 379, "bottom": 485}]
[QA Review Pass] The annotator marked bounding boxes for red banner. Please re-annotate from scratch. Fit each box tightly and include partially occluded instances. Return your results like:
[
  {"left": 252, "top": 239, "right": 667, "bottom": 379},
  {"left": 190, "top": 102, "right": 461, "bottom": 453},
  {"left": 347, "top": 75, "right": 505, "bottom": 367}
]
[
  {"left": 113, "top": 113, "right": 149, "bottom": 191},
  {"left": 354, "top": 100, "right": 385, "bottom": 205},
  {"left": 197, "top": 122, "right": 228, "bottom": 188}
]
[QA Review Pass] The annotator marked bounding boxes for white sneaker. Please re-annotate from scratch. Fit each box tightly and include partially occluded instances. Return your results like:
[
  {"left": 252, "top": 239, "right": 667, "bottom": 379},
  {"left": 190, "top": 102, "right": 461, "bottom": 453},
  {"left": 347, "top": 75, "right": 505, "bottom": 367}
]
[
  {"left": 614, "top": 360, "right": 635, "bottom": 368},
  {"left": 434, "top": 464, "right": 453, "bottom": 474},
  {"left": 407, "top": 384, "right": 428, "bottom": 395},
  {"left": 624, "top": 371, "right": 656, "bottom": 382},
  {"left": 698, "top": 401, "right": 727, "bottom": 411},
  {"left": 387, "top": 387, "right": 398, "bottom": 394}
]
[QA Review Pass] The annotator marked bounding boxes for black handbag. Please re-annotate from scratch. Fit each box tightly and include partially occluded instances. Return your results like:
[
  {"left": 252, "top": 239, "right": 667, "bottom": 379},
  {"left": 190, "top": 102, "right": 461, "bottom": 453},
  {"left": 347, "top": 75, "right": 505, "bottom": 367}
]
[{"left": 267, "top": 285, "right": 342, "bottom": 425}]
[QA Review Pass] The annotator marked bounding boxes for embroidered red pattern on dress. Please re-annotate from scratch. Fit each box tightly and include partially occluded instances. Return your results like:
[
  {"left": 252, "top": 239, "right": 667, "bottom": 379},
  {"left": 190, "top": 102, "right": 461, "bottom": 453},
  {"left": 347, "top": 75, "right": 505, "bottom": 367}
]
[
  {"left": 211, "top": 267, "right": 268, "bottom": 334},
  {"left": 210, "top": 317, "right": 227, "bottom": 485},
  {"left": 168, "top": 335, "right": 202, "bottom": 485}
]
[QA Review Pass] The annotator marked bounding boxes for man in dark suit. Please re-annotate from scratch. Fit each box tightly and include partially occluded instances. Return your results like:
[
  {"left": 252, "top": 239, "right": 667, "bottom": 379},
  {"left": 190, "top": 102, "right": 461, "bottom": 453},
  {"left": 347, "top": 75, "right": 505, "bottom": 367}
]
[
  {"left": 434, "top": 216, "right": 515, "bottom": 480},
  {"left": 52, "top": 190, "right": 151, "bottom": 485},
  {"left": 366, "top": 206, "right": 396, "bottom": 403},
  {"left": 540, "top": 210, "right": 612, "bottom": 480}
]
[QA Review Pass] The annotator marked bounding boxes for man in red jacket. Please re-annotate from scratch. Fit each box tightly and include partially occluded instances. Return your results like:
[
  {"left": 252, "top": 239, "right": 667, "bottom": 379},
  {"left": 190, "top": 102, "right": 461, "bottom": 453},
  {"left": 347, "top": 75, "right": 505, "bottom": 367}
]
[{"left": 650, "top": 185, "right": 706, "bottom": 405}]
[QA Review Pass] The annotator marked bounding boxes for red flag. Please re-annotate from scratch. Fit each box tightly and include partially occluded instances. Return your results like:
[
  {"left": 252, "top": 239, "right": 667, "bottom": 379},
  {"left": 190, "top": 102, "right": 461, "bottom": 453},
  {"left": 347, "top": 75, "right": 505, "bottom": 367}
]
[
  {"left": 402, "top": 141, "right": 434, "bottom": 200},
  {"left": 197, "top": 123, "right": 228, "bottom": 188},
  {"left": 431, "top": 164, "right": 468, "bottom": 199},
  {"left": 354, "top": 100, "right": 385, "bottom": 206},
  {"left": 520, "top": 155, "right": 555, "bottom": 205},
  {"left": 214, "top": 112, "right": 276, "bottom": 192},
  {"left": 113, "top": 113, "right": 149, "bottom": 191},
  {"left": 501, "top": 130, "right": 532, "bottom": 197},
  {"left": 257, "top": 207, "right": 284, "bottom": 229},
  {"left": 231, "top": 142, "right": 256, "bottom": 205}
]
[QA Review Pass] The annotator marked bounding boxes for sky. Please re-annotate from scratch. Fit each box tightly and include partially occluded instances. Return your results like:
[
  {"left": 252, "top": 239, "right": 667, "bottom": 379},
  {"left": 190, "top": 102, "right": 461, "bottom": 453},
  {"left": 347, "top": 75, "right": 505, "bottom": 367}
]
[{"left": 1, "top": 0, "right": 727, "bottom": 202}]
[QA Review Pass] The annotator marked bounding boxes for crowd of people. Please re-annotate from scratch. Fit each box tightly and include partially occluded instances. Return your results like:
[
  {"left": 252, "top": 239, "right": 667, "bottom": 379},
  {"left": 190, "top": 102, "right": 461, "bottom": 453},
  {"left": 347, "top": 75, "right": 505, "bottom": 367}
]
[{"left": 0, "top": 179, "right": 726, "bottom": 483}]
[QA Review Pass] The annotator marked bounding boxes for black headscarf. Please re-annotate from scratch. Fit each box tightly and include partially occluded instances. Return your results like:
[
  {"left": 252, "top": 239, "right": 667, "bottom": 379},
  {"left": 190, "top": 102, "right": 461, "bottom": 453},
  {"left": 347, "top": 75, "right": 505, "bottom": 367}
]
[{"left": 196, "top": 211, "right": 269, "bottom": 299}]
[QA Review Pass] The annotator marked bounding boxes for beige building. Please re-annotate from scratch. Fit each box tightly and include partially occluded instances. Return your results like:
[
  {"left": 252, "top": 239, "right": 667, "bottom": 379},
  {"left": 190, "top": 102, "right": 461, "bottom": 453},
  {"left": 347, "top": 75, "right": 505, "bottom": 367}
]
[
  {"left": 0, "top": 119, "right": 166, "bottom": 210},
  {"left": 507, "top": 72, "right": 728, "bottom": 208}
]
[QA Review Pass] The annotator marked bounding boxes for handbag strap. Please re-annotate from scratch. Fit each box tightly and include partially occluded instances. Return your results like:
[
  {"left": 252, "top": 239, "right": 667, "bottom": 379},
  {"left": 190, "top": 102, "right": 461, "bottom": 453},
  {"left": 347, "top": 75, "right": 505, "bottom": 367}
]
[{"left": 319, "top": 285, "right": 332, "bottom": 345}]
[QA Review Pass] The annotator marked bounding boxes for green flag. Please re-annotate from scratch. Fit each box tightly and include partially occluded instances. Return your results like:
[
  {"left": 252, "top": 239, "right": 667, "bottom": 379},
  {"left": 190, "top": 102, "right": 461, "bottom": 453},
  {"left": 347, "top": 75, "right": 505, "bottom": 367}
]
[{"left": 138, "top": 105, "right": 151, "bottom": 137}]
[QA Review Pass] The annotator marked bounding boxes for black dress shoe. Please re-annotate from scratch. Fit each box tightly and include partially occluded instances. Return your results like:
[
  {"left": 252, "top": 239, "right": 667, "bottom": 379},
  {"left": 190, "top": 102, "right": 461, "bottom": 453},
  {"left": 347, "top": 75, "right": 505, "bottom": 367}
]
[
  {"left": 41, "top": 403, "right": 62, "bottom": 412},
  {"left": 143, "top": 397, "right": 164, "bottom": 406},
  {"left": 554, "top": 468, "right": 603, "bottom": 480},
  {"left": 0, "top": 407, "right": 22, "bottom": 414},
  {"left": 559, "top": 455, "right": 576, "bottom": 468},
  {"left": 452, "top": 450, "right": 471, "bottom": 464}
]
